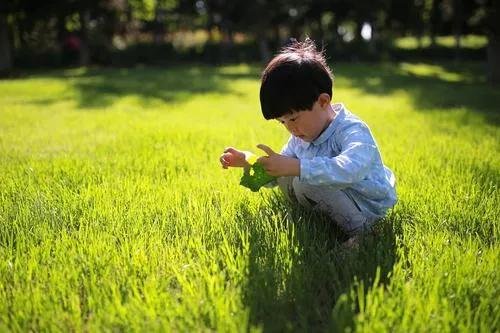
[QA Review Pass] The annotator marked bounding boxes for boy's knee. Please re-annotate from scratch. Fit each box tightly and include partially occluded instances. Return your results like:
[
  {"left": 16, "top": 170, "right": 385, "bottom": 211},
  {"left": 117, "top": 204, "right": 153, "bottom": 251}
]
[
  {"left": 292, "top": 178, "right": 322, "bottom": 208},
  {"left": 278, "top": 178, "right": 378, "bottom": 236},
  {"left": 277, "top": 176, "right": 295, "bottom": 202},
  {"left": 277, "top": 176, "right": 316, "bottom": 207}
]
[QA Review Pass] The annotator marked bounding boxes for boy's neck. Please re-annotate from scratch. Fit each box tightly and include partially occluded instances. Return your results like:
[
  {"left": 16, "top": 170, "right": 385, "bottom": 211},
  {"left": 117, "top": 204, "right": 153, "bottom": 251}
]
[
  {"left": 314, "top": 104, "right": 336, "bottom": 140},
  {"left": 325, "top": 103, "right": 336, "bottom": 124}
]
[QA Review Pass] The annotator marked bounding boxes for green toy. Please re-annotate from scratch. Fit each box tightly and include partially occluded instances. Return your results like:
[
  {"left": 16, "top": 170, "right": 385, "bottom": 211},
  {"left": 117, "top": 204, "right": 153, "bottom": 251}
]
[{"left": 239, "top": 153, "right": 276, "bottom": 192}]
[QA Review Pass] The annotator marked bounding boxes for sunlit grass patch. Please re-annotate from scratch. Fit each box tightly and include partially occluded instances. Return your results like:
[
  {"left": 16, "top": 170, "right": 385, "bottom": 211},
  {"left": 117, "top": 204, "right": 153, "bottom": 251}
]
[{"left": 394, "top": 34, "right": 487, "bottom": 50}]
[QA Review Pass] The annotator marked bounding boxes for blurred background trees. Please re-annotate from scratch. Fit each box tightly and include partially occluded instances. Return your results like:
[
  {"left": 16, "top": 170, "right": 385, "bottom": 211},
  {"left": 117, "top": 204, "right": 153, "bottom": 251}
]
[{"left": 0, "top": 0, "right": 497, "bottom": 83}]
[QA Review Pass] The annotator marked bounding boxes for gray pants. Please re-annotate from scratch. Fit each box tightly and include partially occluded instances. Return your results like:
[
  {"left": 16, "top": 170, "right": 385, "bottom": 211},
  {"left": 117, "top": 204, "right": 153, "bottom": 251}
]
[{"left": 277, "top": 177, "right": 376, "bottom": 236}]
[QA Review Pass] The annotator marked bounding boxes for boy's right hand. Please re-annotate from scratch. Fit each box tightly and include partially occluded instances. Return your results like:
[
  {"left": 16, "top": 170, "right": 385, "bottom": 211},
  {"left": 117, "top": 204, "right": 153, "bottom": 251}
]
[{"left": 220, "top": 147, "right": 251, "bottom": 169}]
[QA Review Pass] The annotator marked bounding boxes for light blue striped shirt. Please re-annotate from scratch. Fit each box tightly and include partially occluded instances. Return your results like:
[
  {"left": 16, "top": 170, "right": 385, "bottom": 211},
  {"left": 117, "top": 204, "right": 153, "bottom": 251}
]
[{"left": 280, "top": 103, "right": 397, "bottom": 219}]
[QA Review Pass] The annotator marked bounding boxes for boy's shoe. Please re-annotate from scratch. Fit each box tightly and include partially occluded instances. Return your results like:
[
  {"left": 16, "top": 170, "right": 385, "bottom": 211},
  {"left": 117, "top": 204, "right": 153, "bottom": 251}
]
[{"left": 342, "top": 234, "right": 361, "bottom": 250}]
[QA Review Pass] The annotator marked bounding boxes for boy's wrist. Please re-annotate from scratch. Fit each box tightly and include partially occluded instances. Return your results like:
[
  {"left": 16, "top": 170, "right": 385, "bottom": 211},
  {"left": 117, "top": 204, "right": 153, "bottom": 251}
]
[{"left": 286, "top": 158, "right": 300, "bottom": 177}]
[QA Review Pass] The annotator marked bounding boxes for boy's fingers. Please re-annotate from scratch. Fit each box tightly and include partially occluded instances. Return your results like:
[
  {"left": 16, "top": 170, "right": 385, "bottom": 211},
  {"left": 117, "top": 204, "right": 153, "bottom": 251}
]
[
  {"left": 257, "top": 144, "right": 276, "bottom": 156},
  {"left": 220, "top": 155, "right": 230, "bottom": 167},
  {"left": 256, "top": 158, "right": 270, "bottom": 171},
  {"left": 224, "top": 147, "right": 237, "bottom": 154}
]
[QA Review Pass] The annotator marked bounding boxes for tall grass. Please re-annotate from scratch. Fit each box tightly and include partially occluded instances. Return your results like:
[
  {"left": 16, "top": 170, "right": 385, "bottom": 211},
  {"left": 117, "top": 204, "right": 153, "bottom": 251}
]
[{"left": 0, "top": 62, "right": 498, "bottom": 332}]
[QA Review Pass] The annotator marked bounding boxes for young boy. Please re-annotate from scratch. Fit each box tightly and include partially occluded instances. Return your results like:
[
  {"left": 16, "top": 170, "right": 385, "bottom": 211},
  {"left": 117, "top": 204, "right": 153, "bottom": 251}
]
[{"left": 219, "top": 39, "right": 397, "bottom": 239}]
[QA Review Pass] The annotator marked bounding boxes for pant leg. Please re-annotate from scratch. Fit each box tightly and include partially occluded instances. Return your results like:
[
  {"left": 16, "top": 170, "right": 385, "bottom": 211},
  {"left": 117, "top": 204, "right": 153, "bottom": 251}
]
[
  {"left": 278, "top": 176, "right": 375, "bottom": 236},
  {"left": 277, "top": 176, "right": 296, "bottom": 202}
]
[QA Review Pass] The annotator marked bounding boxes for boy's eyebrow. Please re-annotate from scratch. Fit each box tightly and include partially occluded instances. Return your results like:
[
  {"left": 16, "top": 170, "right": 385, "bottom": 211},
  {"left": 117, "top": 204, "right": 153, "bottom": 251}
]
[
  {"left": 281, "top": 111, "right": 297, "bottom": 118},
  {"left": 285, "top": 112, "right": 299, "bottom": 118},
  {"left": 276, "top": 113, "right": 298, "bottom": 123}
]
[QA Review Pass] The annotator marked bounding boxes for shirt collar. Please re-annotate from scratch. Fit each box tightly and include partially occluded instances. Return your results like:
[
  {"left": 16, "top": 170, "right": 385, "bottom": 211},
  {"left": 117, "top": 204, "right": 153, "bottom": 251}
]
[{"left": 308, "top": 103, "right": 345, "bottom": 147}]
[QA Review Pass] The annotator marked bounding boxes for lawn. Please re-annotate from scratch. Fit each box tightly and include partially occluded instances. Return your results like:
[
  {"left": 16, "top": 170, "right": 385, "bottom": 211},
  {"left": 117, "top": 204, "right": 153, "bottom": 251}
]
[{"left": 0, "top": 62, "right": 498, "bottom": 332}]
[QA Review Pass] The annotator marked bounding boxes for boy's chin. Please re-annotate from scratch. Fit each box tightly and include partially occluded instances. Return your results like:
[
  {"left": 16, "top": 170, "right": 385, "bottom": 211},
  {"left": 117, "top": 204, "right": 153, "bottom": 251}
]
[{"left": 296, "top": 135, "right": 311, "bottom": 142}]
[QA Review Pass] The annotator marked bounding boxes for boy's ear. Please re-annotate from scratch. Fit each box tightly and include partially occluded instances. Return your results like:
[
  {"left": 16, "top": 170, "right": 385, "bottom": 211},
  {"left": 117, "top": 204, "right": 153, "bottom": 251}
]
[{"left": 317, "top": 93, "right": 331, "bottom": 108}]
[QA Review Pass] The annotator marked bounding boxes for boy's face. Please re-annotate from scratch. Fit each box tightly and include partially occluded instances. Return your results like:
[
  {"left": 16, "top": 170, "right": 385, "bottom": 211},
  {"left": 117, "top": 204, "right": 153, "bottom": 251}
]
[{"left": 276, "top": 100, "right": 332, "bottom": 142}]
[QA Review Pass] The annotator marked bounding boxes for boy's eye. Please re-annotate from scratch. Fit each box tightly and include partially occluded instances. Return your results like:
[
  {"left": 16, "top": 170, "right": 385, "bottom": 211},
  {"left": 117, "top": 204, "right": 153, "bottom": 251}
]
[{"left": 277, "top": 115, "right": 298, "bottom": 124}]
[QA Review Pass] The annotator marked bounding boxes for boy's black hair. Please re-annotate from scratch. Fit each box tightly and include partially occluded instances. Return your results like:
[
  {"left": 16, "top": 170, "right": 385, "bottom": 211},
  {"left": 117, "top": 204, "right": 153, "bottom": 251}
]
[{"left": 260, "top": 38, "right": 333, "bottom": 120}]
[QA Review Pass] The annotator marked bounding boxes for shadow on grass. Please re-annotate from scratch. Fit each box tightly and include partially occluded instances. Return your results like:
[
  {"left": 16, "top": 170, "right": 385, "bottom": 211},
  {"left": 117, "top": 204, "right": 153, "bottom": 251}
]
[
  {"left": 24, "top": 65, "right": 261, "bottom": 109},
  {"left": 18, "top": 62, "right": 499, "bottom": 125},
  {"left": 239, "top": 195, "right": 397, "bottom": 332},
  {"left": 337, "top": 61, "right": 500, "bottom": 126}
]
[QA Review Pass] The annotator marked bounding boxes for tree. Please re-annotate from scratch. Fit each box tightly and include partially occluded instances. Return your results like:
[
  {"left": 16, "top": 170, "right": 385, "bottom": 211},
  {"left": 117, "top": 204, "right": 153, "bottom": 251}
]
[
  {"left": 452, "top": 0, "right": 464, "bottom": 59},
  {"left": 486, "top": 0, "right": 500, "bottom": 84},
  {"left": 429, "top": 0, "right": 442, "bottom": 47},
  {"left": 0, "top": 11, "right": 11, "bottom": 74},
  {"left": 0, "top": 0, "right": 19, "bottom": 74}
]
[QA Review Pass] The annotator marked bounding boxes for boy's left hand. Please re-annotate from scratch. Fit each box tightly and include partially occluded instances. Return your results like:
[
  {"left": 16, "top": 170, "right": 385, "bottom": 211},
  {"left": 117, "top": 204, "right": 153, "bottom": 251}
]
[{"left": 256, "top": 144, "right": 300, "bottom": 177}]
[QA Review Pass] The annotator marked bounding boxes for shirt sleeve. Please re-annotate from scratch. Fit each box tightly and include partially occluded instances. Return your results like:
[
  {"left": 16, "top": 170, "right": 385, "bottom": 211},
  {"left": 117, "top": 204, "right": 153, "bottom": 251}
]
[{"left": 299, "top": 123, "right": 378, "bottom": 187}]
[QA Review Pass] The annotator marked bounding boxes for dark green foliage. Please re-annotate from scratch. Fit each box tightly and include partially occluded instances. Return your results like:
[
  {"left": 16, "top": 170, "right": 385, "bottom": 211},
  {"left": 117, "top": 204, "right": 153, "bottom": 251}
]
[{"left": 239, "top": 163, "right": 276, "bottom": 192}]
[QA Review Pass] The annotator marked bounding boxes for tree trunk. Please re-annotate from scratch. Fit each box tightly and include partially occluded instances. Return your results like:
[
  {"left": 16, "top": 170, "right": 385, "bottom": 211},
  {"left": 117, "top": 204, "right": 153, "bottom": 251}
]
[
  {"left": 57, "top": 13, "right": 66, "bottom": 44},
  {"left": 355, "top": 19, "right": 363, "bottom": 42},
  {"left": 0, "top": 13, "right": 11, "bottom": 75},
  {"left": 79, "top": 9, "right": 90, "bottom": 66},
  {"left": 219, "top": 21, "right": 234, "bottom": 63},
  {"left": 368, "top": 22, "right": 376, "bottom": 55},
  {"left": 487, "top": 37, "right": 500, "bottom": 85},
  {"left": 486, "top": 0, "right": 500, "bottom": 85},
  {"left": 452, "top": 0, "right": 463, "bottom": 61},
  {"left": 331, "top": 20, "right": 341, "bottom": 53},
  {"left": 414, "top": 3, "right": 425, "bottom": 50},
  {"left": 429, "top": 0, "right": 440, "bottom": 48},
  {"left": 256, "top": 29, "right": 271, "bottom": 63},
  {"left": 153, "top": 6, "right": 165, "bottom": 44}
]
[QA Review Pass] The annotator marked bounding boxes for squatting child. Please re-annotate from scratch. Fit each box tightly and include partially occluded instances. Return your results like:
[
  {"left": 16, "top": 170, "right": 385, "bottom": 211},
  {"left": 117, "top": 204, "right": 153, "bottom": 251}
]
[{"left": 219, "top": 39, "right": 397, "bottom": 240}]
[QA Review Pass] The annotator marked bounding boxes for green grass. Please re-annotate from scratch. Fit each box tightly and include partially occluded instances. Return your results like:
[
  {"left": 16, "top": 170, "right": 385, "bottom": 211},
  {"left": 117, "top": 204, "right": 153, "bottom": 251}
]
[
  {"left": 0, "top": 62, "right": 499, "bottom": 332},
  {"left": 394, "top": 34, "right": 487, "bottom": 50}
]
